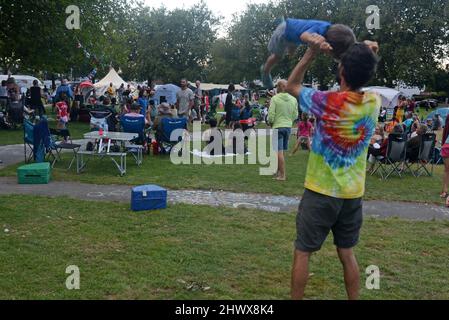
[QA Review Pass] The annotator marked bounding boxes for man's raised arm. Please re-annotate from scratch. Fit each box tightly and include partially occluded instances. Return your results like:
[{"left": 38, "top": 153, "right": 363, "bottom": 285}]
[{"left": 286, "top": 48, "right": 319, "bottom": 99}]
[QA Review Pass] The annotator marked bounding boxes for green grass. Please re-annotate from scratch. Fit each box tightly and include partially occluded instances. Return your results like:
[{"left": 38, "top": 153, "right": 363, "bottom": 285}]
[
  {"left": 0, "top": 121, "right": 90, "bottom": 146},
  {"left": 0, "top": 105, "right": 90, "bottom": 146},
  {"left": 0, "top": 195, "right": 448, "bottom": 300},
  {"left": 0, "top": 139, "right": 445, "bottom": 204}
]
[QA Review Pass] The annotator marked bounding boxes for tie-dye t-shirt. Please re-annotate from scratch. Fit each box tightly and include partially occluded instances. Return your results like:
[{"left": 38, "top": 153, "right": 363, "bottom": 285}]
[{"left": 299, "top": 87, "right": 381, "bottom": 199}]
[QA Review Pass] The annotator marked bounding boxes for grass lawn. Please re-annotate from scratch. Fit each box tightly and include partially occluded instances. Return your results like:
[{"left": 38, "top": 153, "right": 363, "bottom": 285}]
[
  {"left": 0, "top": 105, "right": 90, "bottom": 146},
  {"left": 0, "top": 121, "right": 90, "bottom": 146},
  {"left": 0, "top": 195, "right": 448, "bottom": 300},
  {"left": 0, "top": 139, "right": 445, "bottom": 204}
]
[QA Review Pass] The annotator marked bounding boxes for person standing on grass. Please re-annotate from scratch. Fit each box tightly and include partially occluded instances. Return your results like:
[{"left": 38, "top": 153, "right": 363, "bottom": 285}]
[
  {"left": 194, "top": 80, "right": 203, "bottom": 122},
  {"left": 29, "top": 80, "right": 45, "bottom": 116},
  {"left": 286, "top": 38, "right": 380, "bottom": 300},
  {"left": 176, "top": 79, "right": 194, "bottom": 121},
  {"left": 267, "top": 79, "right": 298, "bottom": 181},
  {"left": 224, "top": 84, "right": 236, "bottom": 129},
  {"left": 440, "top": 116, "right": 449, "bottom": 206}
]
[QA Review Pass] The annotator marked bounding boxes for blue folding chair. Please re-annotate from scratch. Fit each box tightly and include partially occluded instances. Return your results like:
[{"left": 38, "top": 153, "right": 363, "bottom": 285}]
[
  {"left": 24, "top": 118, "right": 57, "bottom": 166},
  {"left": 121, "top": 115, "right": 149, "bottom": 164},
  {"left": 157, "top": 117, "right": 188, "bottom": 154}
]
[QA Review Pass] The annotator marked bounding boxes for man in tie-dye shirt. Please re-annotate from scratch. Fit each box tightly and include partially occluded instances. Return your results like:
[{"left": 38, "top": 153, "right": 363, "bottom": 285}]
[{"left": 286, "top": 35, "right": 380, "bottom": 300}]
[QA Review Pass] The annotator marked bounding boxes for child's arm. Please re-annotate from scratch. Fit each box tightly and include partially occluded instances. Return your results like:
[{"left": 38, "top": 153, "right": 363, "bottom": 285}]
[{"left": 300, "top": 32, "right": 333, "bottom": 54}]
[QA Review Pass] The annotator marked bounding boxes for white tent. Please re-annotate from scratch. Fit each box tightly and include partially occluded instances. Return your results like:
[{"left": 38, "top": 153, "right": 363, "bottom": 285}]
[
  {"left": 362, "top": 86, "right": 403, "bottom": 109},
  {"left": 362, "top": 86, "right": 404, "bottom": 119},
  {"left": 93, "top": 68, "right": 128, "bottom": 95},
  {"left": 153, "top": 84, "right": 181, "bottom": 105}
]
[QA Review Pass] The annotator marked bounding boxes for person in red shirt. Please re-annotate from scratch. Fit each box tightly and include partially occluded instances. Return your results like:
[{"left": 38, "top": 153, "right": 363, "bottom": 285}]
[
  {"left": 292, "top": 113, "right": 314, "bottom": 154},
  {"left": 56, "top": 93, "right": 70, "bottom": 130}
]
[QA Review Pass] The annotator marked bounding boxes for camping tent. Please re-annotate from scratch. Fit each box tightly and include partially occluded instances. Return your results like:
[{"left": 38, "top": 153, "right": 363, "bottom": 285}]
[
  {"left": 362, "top": 86, "right": 403, "bottom": 120},
  {"left": 153, "top": 84, "right": 181, "bottom": 105},
  {"left": 93, "top": 68, "right": 128, "bottom": 95}
]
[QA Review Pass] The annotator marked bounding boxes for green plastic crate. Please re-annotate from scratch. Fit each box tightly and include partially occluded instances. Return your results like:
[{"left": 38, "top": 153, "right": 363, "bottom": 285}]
[{"left": 17, "top": 162, "right": 52, "bottom": 185}]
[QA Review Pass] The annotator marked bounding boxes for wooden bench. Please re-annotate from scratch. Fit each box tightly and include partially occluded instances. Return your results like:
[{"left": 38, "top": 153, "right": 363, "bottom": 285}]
[{"left": 76, "top": 151, "right": 128, "bottom": 176}]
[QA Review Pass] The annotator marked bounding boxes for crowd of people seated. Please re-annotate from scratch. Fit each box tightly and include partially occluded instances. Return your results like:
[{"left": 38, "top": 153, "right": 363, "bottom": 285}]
[{"left": 367, "top": 110, "right": 438, "bottom": 173}]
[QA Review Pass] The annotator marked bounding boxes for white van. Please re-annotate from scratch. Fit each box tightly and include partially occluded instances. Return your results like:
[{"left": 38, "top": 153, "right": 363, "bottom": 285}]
[{"left": 0, "top": 75, "right": 44, "bottom": 90}]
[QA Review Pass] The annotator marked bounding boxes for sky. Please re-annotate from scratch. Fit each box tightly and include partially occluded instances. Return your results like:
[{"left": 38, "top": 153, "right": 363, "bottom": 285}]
[{"left": 144, "top": 0, "right": 268, "bottom": 36}]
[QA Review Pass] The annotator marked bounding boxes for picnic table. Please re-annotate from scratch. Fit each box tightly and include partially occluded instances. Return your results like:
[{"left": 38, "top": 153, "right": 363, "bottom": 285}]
[{"left": 77, "top": 131, "right": 142, "bottom": 176}]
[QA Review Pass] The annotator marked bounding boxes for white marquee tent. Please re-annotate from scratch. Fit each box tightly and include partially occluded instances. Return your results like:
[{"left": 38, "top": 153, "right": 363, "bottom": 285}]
[
  {"left": 362, "top": 86, "right": 404, "bottom": 119},
  {"left": 153, "top": 84, "right": 181, "bottom": 105},
  {"left": 93, "top": 68, "right": 128, "bottom": 95}
]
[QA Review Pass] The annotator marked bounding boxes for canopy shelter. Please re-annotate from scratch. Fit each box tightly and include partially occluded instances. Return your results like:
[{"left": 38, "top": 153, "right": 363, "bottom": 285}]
[
  {"left": 190, "top": 83, "right": 246, "bottom": 91},
  {"left": 93, "top": 68, "right": 128, "bottom": 95},
  {"left": 79, "top": 80, "right": 94, "bottom": 102},
  {"left": 152, "top": 84, "right": 181, "bottom": 105},
  {"left": 189, "top": 82, "right": 249, "bottom": 100},
  {"left": 362, "top": 86, "right": 404, "bottom": 120}
]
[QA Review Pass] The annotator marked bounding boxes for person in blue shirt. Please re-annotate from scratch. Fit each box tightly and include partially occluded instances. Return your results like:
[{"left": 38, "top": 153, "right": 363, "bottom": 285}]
[
  {"left": 261, "top": 19, "right": 358, "bottom": 89},
  {"left": 137, "top": 90, "right": 149, "bottom": 116},
  {"left": 55, "top": 79, "right": 74, "bottom": 102}
]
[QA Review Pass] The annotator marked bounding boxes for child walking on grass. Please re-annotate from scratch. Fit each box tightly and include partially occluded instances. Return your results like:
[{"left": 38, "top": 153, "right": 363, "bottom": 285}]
[{"left": 292, "top": 113, "right": 314, "bottom": 154}]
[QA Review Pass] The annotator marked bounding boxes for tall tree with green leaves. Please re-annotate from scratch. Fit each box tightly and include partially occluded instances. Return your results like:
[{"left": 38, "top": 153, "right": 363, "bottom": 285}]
[
  {"left": 126, "top": 1, "right": 219, "bottom": 83},
  {"left": 0, "top": 0, "right": 132, "bottom": 77}
]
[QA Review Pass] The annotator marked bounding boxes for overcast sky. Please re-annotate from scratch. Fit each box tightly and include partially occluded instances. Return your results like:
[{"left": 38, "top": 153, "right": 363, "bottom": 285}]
[{"left": 144, "top": 0, "right": 268, "bottom": 36}]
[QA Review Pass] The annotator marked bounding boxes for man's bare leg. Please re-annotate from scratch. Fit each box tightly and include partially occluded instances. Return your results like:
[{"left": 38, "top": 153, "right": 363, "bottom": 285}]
[
  {"left": 337, "top": 248, "right": 360, "bottom": 300},
  {"left": 291, "top": 250, "right": 312, "bottom": 300},
  {"left": 277, "top": 151, "right": 286, "bottom": 180}
]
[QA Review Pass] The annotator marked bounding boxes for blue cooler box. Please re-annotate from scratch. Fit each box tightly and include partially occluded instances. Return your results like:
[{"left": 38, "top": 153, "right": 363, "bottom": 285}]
[{"left": 131, "top": 185, "right": 167, "bottom": 211}]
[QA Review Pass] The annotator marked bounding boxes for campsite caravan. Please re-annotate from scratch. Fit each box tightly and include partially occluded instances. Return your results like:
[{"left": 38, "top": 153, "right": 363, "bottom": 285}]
[{"left": 0, "top": 75, "right": 43, "bottom": 90}]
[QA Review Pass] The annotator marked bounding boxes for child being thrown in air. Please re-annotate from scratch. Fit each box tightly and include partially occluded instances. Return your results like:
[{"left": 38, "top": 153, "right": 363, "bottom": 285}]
[{"left": 261, "top": 18, "right": 379, "bottom": 89}]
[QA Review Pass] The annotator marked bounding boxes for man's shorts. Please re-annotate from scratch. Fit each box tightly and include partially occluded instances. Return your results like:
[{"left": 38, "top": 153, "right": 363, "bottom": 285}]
[
  {"left": 274, "top": 127, "right": 291, "bottom": 151},
  {"left": 295, "top": 189, "right": 363, "bottom": 253},
  {"left": 268, "top": 22, "right": 289, "bottom": 58}
]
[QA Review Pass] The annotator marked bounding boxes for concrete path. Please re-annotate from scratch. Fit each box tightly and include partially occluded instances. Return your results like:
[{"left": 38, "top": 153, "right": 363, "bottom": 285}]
[
  {"left": 0, "top": 140, "right": 87, "bottom": 169},
  {"left": 0, "top": 177, "right": 448, "bottom": 221}
]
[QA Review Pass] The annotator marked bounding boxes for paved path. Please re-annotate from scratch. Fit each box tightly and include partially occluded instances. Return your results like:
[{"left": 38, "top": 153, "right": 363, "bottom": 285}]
[
  {"left": 0, "top": 140, "right": 87, "bottom": 169},
  {"left": 0, "top": 177, "right": 448, "bottom": 221}
]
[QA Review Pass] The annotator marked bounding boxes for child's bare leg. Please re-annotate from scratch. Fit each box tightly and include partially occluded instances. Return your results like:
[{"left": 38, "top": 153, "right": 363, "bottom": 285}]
[
  {"left": 291, "top": 139, "right": 301, "bottom": 155},
  {"left": 263, "top": 54, "right": 281, "bottom": 74}
]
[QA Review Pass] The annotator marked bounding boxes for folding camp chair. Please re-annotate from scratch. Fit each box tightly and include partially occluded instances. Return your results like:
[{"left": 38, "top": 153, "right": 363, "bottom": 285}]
[
  {"left": 24, "top": 118, "right": 57, "bottom": 166},
  {"left": 371, "top": 133, "right": 407, "bottom": 180},
  {"left": 49, "top": 128, "right": 81, "bottom": 170},
  {"left": 121, "top": 115, "right": 150, "bottom": 165},
  {"left": 405, "top": 133, "right": 436, "bottom": 177},
  {"left": 24, "top": 119, "right": 35, "bottom": 163},
  {"left": 156, "top": 117, "right": 188, "bottom": 155}
]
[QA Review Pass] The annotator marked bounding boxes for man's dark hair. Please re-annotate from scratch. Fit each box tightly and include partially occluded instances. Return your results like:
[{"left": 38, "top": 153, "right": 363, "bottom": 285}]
[
  {"left": 209, "top": 118, "right": 217, "bottom": 128},
  {"left": 325, "top": 24, "right": 356, "bottom": 60},
  {"left": 1, "top": 80, "right": 6, "bottom": 86},
  {"left": 228, "top": 84, "right": 235, "bottom": 92},
  {"left": 340, "top": 42, "right": 379, "bottom": 91}
]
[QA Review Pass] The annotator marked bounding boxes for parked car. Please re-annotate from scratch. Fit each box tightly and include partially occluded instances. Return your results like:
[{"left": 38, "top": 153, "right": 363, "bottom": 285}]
[{"left": 417, "top": 99, "right": 439, "bottom": 110}]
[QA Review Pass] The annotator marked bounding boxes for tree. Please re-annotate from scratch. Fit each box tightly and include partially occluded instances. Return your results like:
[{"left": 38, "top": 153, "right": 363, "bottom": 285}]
[
  {"left": 0, "top": 0, "right": 132, "bottom": 77},
  {"left": 212, "top": 0, "right": 449, "bottom": 88},
  {"left": 125, "top": 1, "right": 219, "bottom": 82}
]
